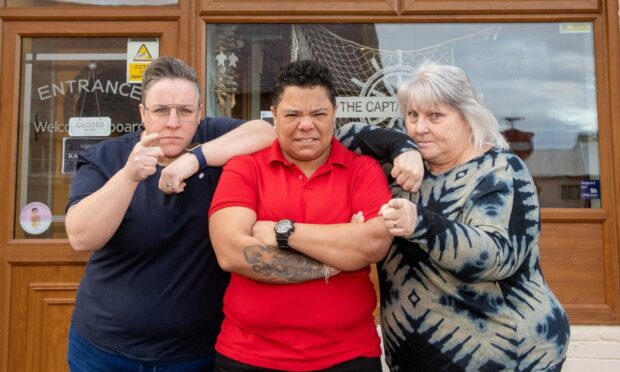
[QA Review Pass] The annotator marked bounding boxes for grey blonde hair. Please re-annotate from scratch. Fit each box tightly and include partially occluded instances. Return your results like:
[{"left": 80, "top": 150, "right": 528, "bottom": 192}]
[
  {"left": 141, "top": 56, "right": 200, "bottom": 104},
  {"left": 397, "top": 62, "right": 508, "bottom": 150}
]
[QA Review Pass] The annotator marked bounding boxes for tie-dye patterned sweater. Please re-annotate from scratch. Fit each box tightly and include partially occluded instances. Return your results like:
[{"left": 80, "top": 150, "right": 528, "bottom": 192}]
[{"left": 377, "top": 147, "right": 570, "bottom": 371}]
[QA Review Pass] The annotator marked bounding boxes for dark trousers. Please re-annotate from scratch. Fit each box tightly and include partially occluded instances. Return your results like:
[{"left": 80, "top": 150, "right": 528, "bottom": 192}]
[
  {"left": 215, "top": 352, "right": 382, "bottom": 372},
  {"left": 68, "top": 325, "right": 215, "bottom": 372}
]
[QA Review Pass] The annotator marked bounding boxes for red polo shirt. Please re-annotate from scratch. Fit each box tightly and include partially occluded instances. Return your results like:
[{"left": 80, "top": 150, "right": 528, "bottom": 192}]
[{"left": 209, "top": 138, "right": 391, "bottom": 370}]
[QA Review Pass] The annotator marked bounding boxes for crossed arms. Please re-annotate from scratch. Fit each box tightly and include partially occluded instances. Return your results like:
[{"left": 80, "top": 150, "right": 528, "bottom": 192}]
[{"left": 209, "top": 207, "right": 391, "bottom": 283}]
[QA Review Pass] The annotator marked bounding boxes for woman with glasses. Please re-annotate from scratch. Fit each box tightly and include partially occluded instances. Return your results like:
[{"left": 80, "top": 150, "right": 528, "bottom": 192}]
[{"left": 65, "top": 56, "right": 275, "bottom": 371}]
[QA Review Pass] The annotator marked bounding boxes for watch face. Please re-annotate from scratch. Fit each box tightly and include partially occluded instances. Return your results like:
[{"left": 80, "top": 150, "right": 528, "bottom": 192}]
[{"left": 275, "top": 220, "right": 293, "bottom": 234}]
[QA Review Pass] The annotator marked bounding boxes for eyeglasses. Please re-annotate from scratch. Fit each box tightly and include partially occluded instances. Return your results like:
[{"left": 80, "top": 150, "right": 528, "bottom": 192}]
[{"left": 144, "top": 104, "right": 200, "bottom": 124}]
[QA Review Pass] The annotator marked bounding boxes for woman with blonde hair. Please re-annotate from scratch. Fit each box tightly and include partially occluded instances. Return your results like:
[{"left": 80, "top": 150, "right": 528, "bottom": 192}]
[{"left": 377, "top": 62, "right": 570, "bottom": 371}]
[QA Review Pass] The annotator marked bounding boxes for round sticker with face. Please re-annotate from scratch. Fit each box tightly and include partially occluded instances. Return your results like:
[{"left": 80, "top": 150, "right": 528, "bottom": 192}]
[{"left": 20, "top": 202, "right": 52, "bottom": 235}]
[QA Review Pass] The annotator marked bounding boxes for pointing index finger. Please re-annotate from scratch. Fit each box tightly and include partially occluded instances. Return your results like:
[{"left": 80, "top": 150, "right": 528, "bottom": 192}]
[{"left": 139, "top": 132, "right": 160, "bottom": 147}]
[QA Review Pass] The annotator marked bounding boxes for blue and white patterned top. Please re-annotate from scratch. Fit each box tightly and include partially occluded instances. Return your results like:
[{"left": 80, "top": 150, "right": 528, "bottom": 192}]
[{"left": 378, "top": 148, "right": 570, "bottom": 371}]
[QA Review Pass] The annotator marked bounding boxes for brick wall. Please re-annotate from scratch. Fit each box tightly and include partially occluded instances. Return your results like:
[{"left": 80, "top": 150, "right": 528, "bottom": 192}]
[{"left": 563, "top": 326, "right": 620, "bottom": 372}]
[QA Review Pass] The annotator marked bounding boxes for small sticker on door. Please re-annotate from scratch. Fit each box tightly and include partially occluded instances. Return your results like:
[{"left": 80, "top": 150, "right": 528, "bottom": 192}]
[
  {"left": 580, "top": 180, "right": 600, "bottom": 199},
  {"left": 20, "top": 202, "right": 52, "bottom": 235}
]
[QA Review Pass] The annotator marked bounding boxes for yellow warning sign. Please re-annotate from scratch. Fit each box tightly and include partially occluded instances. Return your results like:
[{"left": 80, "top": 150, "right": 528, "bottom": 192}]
[
  {"left": 127, "top": 40, "right": 159, "bottom": 84},
  {"left": 134, "top": 44, "right": 153, "bottom": 61},
  {"left": 128, "top": 62, "right": 149, "bottom": 84},
  {"left": 559, "top": 22, "right": 591, "bottom": 33}
]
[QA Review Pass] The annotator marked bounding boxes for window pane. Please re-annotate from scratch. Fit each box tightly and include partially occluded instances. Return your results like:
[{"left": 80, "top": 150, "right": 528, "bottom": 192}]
[
  {"left": 15, "top": 37, "right": 156, "bottom": 239},
  {"left": 205, "top": 23, "right": 599, "bottom": 208}
]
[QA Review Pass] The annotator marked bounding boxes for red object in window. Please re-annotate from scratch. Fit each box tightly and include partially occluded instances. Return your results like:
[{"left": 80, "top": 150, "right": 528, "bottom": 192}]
[{"left": 502, "top": 128, "right": 534, "bottom": 160}]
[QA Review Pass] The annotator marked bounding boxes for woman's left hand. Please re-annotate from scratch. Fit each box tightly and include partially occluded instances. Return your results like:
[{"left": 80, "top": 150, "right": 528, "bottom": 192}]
[
  {"left": 380, "top": 198, "right": 417, "bottom": 236},
  {"left": 252, "top": 221, "right": 277, "bottom": 247},
  {"left": 159, "top": 153, "right": 198, "bottom": 194}
]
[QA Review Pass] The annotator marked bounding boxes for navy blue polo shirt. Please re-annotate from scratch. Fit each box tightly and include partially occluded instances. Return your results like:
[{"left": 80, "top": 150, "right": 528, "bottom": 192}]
[{"left": 67, "top": 117, "right": 244, "bottom": 363}]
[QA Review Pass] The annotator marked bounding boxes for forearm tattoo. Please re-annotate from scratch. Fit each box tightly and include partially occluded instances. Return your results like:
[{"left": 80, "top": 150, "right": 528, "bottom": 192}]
[{"left": 243, "top": 244, "right": 325, "bottom": 282}]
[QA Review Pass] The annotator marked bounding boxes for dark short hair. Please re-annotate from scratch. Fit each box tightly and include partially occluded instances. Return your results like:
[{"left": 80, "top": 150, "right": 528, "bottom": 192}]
[
  {"left": 272, "top": 60, "right": 337, "bottom": 108},
  {"left": 141, "top": 56, "right": 200, "bottom": 104}
]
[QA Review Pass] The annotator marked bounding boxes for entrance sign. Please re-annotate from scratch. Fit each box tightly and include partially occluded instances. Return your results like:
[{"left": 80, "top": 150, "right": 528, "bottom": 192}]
[{"left": 127, "top": 40, "right": 159, "bottom": 83}]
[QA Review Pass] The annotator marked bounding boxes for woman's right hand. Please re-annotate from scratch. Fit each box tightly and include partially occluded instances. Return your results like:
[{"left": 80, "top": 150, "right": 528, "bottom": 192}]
[
  {"left": 124, "top": 132, "right": 163, "bottom": 182},
  {"left": 380, "top": 198, "right": 418, "bottom": 237}
]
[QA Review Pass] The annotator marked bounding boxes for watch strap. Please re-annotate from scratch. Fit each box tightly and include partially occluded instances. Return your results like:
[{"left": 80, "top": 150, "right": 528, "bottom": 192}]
[
  {"left": 190, "top": 145, "right": 208, "bottom": 170},
  {"left": 276, "top": 235, "right": 290, "bottom": 250}
]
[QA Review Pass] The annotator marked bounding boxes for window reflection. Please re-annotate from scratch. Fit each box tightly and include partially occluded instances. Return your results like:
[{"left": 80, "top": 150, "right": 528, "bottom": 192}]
[
  {"left": 16, "top": 37, "right": 155, "bottom": 239},
  {"left": 206, "top": 23, "right": 599, "bottom": 208}
]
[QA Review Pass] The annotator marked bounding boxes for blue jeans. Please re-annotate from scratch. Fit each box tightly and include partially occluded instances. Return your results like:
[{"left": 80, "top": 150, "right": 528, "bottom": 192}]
[{"left": 67, "top": 325, "right": 215, "bottom": 372}]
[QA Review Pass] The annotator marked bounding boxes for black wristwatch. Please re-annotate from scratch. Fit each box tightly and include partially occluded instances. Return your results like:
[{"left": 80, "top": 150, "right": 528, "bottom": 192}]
[
  {"left": 274, "top": 219, "right": 295, "bottom": 250},
  {"left": 185, "top": 142, "right": 207, "bottom": 170}
]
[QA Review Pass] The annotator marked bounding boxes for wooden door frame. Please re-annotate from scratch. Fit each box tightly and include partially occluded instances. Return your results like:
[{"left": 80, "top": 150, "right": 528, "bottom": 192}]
[{"left": 0, "top": 20, "right": 179, "bottom": 372}]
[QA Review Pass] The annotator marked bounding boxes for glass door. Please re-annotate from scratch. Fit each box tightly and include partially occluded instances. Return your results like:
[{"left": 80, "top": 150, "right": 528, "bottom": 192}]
[
  {"left": 15, "top": 37, "right": 158, "bottom": 239},
  {"left": 0, "top": 20, "right": 178, "bottom": 372}
]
